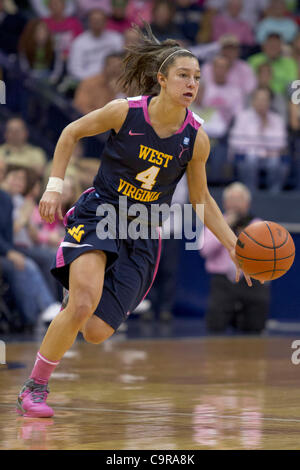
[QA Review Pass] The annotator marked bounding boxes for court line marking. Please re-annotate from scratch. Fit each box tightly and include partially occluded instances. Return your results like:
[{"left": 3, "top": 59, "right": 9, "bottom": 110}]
[
  {"left": 53, "top": 407, "right": 300, "bottom": 423},
  {"left": 2, "top": 402, "right": 300, "bottom": 423}
]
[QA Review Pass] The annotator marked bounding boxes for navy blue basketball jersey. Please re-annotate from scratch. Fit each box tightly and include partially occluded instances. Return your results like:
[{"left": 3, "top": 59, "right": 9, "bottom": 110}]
[{"left": 93, "top": 95, "right": 203, "bottom": 209}]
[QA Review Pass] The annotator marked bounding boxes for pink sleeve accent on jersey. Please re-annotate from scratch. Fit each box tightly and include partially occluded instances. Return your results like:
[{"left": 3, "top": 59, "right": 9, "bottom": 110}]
[
  {"left": 128, "top": 96, "right": 147, "bottom": 109},
  {"left": 141, "top": 95, "right": 151, "bottom": 125},
  {"left": 128, "top": 99, "right": 142, "bottom": 108},
  {"left": 175, "top": 110, "right": 203, "bottom": 134}
]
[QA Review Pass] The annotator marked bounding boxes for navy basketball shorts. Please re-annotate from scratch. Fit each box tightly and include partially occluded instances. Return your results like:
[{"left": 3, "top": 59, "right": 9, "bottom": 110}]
[{"left": 51, "top": 188, "right": 161, "bottom": 330}]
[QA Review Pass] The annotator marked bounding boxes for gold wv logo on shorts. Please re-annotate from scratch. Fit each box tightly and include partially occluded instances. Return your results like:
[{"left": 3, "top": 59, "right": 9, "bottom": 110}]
[{"left": 68, "top": 224, "right": 85, "bottom": 242}]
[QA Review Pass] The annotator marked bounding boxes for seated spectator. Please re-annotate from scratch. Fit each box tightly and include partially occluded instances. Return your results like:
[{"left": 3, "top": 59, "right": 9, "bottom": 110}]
[
  {"left": 67, "top": 9, "right": 123, "bottom": 81},
  {"left": 73, "top": 52, "right": 125, "bottom": 115},
  {"left": 0, "top": 188, "right": 60, "bottom": 331},
  {"left": 195, "top": 55, "right": 244, "bottom": 183},
  {"left": 18, "top": 19, "right": 63, "bottom": 81},
  {"left": 254, "top": 62, "right": 287, "bottom": 120},
  {"left": 123, "top": 26, "right": 140, "bottom": 48},
  {"left": 229, "top": 87, "right": 288, "bottom": 192},
  {"left": 42, "top": 0, "right": 83, "bottom": 63},
  {"left": 288, "top": 95, "right": 300, "bottom": 190},
  {"left": 126, "top": 0, "right": 154, "bottom": 27},
  {"left": 0, "top": 0, "right": 27, "bottom": 55},
  {"left": 76, "top": 0, "right": 112, "bottom": 18},
  {"left": 211, "top": 0, "right": 255, "bottom": 46},
  {"left": 0, "top": 118, "right": 47, "bottom": 176},
  {"left": 43, "top": 140, "right": 85, "bottom": 183},
  {"left": 203, "top": 0, "right": 269, "bottom": 30},
  {"left": 256, "top": 0, "right": 298, "bottom": 45},
  {"left": 174, "top": 0, "right": 204, "bottom": 44},
  {"left": 248, "top": 33, "right": 299, "bottom": 96},
  {"left": 195, "top": 2, "right": 214, "bottom": 43},
  {"left": 0, "top": 157, "right": 6, "bottom": 183},
  {"left": 291, "top": 32, "right": 300, "bottom": 76},
  {"left": 201, "top": 35, "right": 257, "bottom": 99},
  {"left": 150, "top": 0, "right": 185, "bottom": 43},
  {"left": 289, "top": 2, "right": 300, "bottom": 26},
  {"left": 199, "top": 55, "right": 244, "bottom": 130},
  {"left": 76, "top": 158, "right": 100, "bottom": 190},
  {"left": 29, "top": 0, "right": 75, "bottom": 17},
  {"left": 200, "top": 182, "right": 270, "bottom": 334},
  {"left": 191, "top": 93, "right": 228, "bottom": 140},
  {"left": 1, "top": 165, "right": 60, "bottom": 299},
  {"left": 106, "top": 0, "right": 132, "bottom": 34}
]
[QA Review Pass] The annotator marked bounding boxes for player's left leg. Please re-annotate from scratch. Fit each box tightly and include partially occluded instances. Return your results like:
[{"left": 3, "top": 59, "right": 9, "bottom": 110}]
[
  {"left": 16, "top": 250, "right": 107, "bottom": 418},
  {"left": 81, "top": 315, "right": 114, "bottom": 344},
  {"left": 59, "top": 291, "right": 115, "bottom": 344}
]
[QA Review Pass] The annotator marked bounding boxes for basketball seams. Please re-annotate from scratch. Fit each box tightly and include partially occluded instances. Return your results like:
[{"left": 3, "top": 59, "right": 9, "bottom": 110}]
[
  {"left": 236, "top": 221, "right": 294, "bottom": 281},
  {"left": 247, "top": 269, "right": 286, "bottom": 275},
  {"left": 235, "top": 252, "right": 295, "bottom": 262},
  {"left": 243, "top": 228, "right": 289, "bottom": 249},
  {"left": 265, "top": 222, "right": 276, "bottom": 280}
]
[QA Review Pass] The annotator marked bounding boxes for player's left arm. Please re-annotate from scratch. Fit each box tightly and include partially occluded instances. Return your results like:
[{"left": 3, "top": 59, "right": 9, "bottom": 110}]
[{"left": 186, "top": 127, "right": 252, "bottom": 286}]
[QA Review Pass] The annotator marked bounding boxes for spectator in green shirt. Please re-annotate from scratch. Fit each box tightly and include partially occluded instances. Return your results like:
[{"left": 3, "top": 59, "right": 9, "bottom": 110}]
[{"left": 248, "top": 33, "right": 299, "bottom": 95}]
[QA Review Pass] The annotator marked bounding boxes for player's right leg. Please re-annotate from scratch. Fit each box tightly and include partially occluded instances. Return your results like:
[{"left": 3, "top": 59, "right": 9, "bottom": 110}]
[{"left": 16, "top": 250, "right": 107, "bottom": 418}]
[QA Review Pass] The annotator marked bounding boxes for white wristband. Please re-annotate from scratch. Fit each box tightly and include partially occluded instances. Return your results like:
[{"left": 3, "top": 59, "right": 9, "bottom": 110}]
[{"left": 46, "top": 177, "right": 64, "bottom": 194}]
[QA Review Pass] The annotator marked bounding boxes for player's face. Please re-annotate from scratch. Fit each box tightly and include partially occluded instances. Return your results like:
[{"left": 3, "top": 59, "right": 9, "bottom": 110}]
[{"left": 162, "top": 57, "right": 201, "bottom": 107}]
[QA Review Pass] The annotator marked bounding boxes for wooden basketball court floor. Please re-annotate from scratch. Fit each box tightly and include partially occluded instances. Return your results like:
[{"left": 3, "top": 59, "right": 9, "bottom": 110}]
[{"left": 1, "top": 331, "right": 300, "bottom": 450}]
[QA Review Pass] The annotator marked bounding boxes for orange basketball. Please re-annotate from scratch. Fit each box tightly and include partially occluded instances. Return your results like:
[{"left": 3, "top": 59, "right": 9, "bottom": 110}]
[{"left": 235, "top": 221, "right": 295, "bottom": 281}]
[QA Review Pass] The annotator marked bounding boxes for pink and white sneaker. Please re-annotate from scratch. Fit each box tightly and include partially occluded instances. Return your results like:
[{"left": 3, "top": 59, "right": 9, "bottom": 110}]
[{"left": 16, "top": 379, "right": 54, "bottom": 418}]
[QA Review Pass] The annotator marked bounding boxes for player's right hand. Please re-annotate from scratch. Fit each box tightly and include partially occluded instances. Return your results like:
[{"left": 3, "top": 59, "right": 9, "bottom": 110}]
[
  {"left": 229, "top": 248, "right": 253, "bottom": 287},
  {"left": 39, "top": 191, "right": 63, "bottom": 224}
]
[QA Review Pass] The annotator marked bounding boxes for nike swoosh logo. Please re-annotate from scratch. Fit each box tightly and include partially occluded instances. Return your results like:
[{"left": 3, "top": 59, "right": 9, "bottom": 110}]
[{"left": 129, "top": 130, "right": 145, "bottom": 136}]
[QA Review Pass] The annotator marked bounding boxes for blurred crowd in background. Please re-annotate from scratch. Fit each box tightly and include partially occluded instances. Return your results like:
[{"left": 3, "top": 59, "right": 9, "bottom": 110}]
[{"left": 0, "top": 0, "right": 299, "bottom": 333}]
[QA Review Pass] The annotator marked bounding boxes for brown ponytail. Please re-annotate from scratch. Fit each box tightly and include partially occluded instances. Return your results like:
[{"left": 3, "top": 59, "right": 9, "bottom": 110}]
[{"left": 119, "top": 22, "right": 196, "bottom": 96}]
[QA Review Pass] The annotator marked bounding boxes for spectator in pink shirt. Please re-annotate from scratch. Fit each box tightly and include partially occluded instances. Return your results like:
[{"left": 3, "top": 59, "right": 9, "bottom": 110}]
[
  {"left": 75, "top": 0, "right": 112, "bottom": 18},
  {"left": 106, "top": 0, "right": 132, "bottom": 34},
  {"left": 200, "top": 55, "right": 244, "bottom": 129},
  {"left": 200, "top": 182, "right": 270, "bottom": 333},
  {"left": 196, "top": 54, "right": 244, "bottom": 183},
  {"left": 43, "top": 0, "right": 83, "bottom": 60},
  {"left": 229, "top": 87, "right": 288, "bottom": 192},
  {"left": 126, "top": 0, "right": 154, "bottom": 27},
  {"left": 212, "top": 0, "right": 255, "bottom": 46},
  {"left": 201, "top": 34, "right": 257, "bottom": 99}
]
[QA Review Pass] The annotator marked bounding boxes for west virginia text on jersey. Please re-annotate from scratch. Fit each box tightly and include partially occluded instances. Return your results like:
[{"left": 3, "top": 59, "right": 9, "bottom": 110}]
[
  {"left": 138, "top": 145, "right": 173, "bottom": 168},
  {"left": 118, "top": 178, "right": 161, "bottom": 202},
  {"left": 93, "top": 95, "right": 204, "bottom": 210}
]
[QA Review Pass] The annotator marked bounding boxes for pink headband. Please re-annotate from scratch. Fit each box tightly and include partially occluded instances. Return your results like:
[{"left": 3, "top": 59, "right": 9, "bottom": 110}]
[{"left": 158, "top": 49, "right": 192, "bottom": 73}]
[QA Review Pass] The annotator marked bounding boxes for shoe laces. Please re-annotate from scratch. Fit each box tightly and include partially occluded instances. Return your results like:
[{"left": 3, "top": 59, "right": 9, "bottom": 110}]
[{"left": 26, "top": 380, "right": 49, "bottom": 403}]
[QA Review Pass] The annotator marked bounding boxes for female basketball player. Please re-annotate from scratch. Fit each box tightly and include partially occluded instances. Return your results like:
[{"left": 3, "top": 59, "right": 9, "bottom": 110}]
[{"left": 16, "top": 25, "right": 253, "bottom": 418}]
